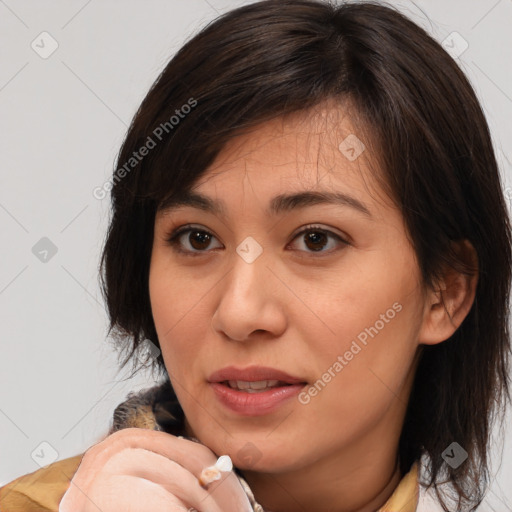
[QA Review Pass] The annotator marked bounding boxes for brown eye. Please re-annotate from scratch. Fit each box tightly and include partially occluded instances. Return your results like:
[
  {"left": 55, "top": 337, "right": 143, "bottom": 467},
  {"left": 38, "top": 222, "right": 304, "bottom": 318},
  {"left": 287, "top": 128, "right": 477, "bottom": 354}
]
[
  {"left": 188, "top": 230, "right": 212, "bottom": 250},
  {"left": 166, "top": 225, "right": 223, "bottom": 254},
  {"left": 289, "top": 226, "right": 348, "bottom": 255},
  {"left": 304, "top": 231, "right": 328, "bottom": 251},
  {"left": 166, "top": 224, "right": 348, "bottom": 256}
]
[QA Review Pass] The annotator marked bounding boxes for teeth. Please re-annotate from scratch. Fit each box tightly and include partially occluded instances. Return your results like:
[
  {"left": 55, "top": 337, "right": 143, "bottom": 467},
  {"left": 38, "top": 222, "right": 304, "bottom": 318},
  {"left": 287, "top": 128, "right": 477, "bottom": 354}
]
[{"left": 227, "top": 380, "right": 281, "bottom": 392}]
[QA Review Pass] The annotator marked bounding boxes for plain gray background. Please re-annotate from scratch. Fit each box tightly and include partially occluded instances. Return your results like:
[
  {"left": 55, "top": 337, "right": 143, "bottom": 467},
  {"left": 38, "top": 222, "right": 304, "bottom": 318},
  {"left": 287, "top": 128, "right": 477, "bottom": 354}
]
[{"left": 1, "top": 0, "right": 511, "bottom": 510}]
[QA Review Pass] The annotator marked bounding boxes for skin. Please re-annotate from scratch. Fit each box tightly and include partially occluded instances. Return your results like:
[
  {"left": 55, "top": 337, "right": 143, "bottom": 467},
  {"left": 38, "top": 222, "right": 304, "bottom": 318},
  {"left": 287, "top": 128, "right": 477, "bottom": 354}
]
[
  {"left": 59, "top": 429, "right": 254, "bottom": 511},
  {"left": 149, "top": 102, "right": 478, "bottom": 512}
]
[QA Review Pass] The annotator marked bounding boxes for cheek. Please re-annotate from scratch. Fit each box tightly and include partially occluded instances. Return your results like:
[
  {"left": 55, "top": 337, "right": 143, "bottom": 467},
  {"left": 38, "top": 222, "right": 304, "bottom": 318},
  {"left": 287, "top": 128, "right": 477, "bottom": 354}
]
[
  {"left": 149, "top": 256, "right": 207, "bottom": 373},
  {"left": 330, "top": 303, "right": 418, "bottom": 385},
  {"left": 298, "top": 294, "right": 416, "bottom": 404},
  {"left": 295, "top": 248, "right": 422, "bottom": 409},
  {"left": 149, "top": 247, "right": 212, "bottom": 333},
  {"left": 293, "top": 305, "right": 420, "bottom": 454},
  {"left": 291, "top": 243, "right": 421, "bottom": 358}
]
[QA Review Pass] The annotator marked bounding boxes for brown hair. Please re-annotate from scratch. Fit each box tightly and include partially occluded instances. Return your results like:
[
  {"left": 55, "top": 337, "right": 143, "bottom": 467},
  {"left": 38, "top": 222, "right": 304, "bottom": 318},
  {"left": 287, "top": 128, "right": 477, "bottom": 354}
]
[{"left": 98, "top": 1, "right": 512, "bottom": 510}]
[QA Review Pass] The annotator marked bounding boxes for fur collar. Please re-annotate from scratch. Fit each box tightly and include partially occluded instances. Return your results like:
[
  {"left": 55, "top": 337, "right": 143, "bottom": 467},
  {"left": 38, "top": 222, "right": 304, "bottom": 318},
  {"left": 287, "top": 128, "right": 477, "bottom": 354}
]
[{"left": 107, "top": 379, "right": 264, "bottom": 510}]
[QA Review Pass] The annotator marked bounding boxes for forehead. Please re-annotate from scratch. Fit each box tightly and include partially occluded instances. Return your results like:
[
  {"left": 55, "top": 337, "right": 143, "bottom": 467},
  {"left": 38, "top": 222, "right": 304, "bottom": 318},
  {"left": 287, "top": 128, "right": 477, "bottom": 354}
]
[
  {"left": 158, "top": 101, "right": 393, "bottom": 218},
  {"left": 206, "top": 103, "right": 365, "bottom": 179}
]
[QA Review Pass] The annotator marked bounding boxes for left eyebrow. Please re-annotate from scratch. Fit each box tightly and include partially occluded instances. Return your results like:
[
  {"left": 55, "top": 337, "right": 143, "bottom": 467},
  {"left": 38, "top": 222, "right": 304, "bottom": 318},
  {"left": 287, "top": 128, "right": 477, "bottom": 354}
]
[{"left": 159, "top": 189, "right": 372, "bottom": 219}]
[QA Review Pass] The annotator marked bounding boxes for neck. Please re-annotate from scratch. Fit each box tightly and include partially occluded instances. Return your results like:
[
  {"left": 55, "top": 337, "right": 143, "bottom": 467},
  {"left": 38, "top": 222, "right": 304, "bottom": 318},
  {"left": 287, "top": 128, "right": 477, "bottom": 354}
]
[{"left": 239, "top": 439, "right": 404, "bottom": 512}]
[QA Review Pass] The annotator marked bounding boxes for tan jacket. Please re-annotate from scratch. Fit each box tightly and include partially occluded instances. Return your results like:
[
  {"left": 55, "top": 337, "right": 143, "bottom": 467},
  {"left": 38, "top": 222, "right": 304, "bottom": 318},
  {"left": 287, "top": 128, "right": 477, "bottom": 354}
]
[{"left": 0, "top": 380, "right": 419, "bottom": 511}]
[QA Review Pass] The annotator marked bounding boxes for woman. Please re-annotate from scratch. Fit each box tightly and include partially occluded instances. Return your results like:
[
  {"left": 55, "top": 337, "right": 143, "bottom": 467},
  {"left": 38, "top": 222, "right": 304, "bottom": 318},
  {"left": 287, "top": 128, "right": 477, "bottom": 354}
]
[{"left": 1, "top": 0, "right": 510, "bottom": 511}]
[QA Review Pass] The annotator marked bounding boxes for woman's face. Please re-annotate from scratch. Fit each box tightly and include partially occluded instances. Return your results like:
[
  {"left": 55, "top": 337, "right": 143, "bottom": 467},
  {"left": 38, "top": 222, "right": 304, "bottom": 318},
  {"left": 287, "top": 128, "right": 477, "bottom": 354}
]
[{"left": 149, "top": 105, "right": 429, "bottom": 473}]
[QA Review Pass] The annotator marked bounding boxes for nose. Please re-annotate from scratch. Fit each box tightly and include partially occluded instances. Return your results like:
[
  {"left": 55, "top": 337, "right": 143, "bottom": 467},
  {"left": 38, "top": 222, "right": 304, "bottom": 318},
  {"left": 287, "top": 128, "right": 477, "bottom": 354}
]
[{"left": 210, "top": 253, "right": 288, "bottom": 342}]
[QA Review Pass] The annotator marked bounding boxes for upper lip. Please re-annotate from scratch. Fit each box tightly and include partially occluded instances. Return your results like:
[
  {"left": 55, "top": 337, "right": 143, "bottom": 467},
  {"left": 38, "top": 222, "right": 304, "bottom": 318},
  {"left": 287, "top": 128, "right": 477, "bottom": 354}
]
[{"left": 208, "top": 365, "right": 306, "bottom": 384}]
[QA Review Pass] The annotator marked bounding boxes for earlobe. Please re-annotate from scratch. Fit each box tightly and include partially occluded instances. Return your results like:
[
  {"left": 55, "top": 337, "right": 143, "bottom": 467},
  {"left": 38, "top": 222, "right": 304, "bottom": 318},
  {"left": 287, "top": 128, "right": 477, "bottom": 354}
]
[{"left": 418, "top": 240, "right": 479, "bottom": 346}]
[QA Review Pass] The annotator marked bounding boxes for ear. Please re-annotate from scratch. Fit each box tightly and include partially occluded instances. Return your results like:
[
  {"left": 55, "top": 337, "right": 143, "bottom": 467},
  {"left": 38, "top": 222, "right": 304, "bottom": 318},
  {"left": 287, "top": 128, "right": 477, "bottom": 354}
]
[{"left": 418, "top": 239, "right": 478, "bottom": 345}]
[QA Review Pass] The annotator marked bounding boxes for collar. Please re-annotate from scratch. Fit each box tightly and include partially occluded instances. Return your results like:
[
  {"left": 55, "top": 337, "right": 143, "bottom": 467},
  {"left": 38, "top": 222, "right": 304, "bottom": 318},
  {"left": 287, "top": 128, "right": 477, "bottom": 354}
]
[{"left": 109, "top": 380, "right": 419, "bottom": 512}]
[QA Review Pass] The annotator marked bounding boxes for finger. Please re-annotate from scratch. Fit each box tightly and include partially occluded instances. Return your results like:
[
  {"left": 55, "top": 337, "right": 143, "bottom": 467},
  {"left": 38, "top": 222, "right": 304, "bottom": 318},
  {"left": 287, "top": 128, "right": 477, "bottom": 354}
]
[
  {"left": 198, "top": 470, "right": 254, "bottom": 512},
  {"left": 86, "top": 429, "right": 253, "bottom": 511},
  {"left": 106, "top": 447, "right": 224, "bottom": 512},
  {"left": 60, "top": 470, "right": 206, "bottom": 512},
  {"left": 90, "top": 428, "right": 219, "bottom": 478},
  {"left": 113, "top": 448, "right": 253, "bottom": 512},
  {"left": 110, "top": 475, "right": 204, "bottom": 512}
]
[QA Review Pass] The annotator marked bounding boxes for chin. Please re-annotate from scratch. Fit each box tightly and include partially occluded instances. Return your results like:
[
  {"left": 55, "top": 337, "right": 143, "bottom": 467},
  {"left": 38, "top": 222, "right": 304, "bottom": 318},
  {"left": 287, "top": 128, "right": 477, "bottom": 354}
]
[{"left": 220, "top": 435, "right": 305, "bottom": 474}]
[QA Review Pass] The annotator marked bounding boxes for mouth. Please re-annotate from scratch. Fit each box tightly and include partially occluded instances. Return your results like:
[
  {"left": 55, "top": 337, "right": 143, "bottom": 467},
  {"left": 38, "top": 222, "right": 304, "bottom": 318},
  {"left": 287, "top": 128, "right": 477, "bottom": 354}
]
[
  {"left": 207, "top": 366, "right": 308, "bottom": 416},
  {"left": 222, "top": 379, "right": 296, "bottom": 392},
  {"left": 208, "top": 365, "right": 306, "bottom": 384}
]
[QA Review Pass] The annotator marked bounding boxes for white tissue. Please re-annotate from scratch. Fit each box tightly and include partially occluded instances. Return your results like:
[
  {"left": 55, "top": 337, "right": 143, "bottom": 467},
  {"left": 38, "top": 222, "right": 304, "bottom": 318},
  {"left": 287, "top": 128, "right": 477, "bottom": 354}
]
[{"left": 214, "top": 455, "right": 233, "bottom": 472}]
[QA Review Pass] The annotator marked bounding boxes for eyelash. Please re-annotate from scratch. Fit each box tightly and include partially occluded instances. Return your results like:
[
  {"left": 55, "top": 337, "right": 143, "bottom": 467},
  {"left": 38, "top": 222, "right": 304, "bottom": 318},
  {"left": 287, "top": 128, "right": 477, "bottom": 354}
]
[{"left": 165, "top": 224, "right": 349, "bottom": 257}]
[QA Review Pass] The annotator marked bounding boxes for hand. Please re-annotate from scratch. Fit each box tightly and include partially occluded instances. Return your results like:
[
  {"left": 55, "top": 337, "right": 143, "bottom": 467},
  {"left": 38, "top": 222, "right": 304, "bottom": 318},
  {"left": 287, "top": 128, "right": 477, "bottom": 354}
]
[{"left": 59, "top": 428, "right": 254, "bottom": 512}]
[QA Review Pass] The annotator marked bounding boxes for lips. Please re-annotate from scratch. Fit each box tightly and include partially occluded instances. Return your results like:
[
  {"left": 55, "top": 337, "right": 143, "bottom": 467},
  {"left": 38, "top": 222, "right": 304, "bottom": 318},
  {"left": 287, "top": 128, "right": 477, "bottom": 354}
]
[
  {"left": 208, "top": 365, "right": 306, "bottom": 385},
  {"left": 207, "top": 366, "right": 308, "bottom": 416}
]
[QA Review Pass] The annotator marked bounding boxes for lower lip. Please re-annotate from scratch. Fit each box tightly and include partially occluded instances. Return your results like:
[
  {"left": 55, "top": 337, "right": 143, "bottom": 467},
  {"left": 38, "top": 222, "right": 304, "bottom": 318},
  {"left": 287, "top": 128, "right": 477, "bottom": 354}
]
[{"left": 209, "top": 382, "right": 306, "bottom": 416}]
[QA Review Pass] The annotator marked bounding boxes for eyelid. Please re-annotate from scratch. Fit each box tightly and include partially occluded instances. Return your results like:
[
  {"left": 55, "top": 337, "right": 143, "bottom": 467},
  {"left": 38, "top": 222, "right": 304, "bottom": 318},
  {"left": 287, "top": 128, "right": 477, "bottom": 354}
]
[{"left": 290, "top": 223, "right": 350, "bottom": 244}]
